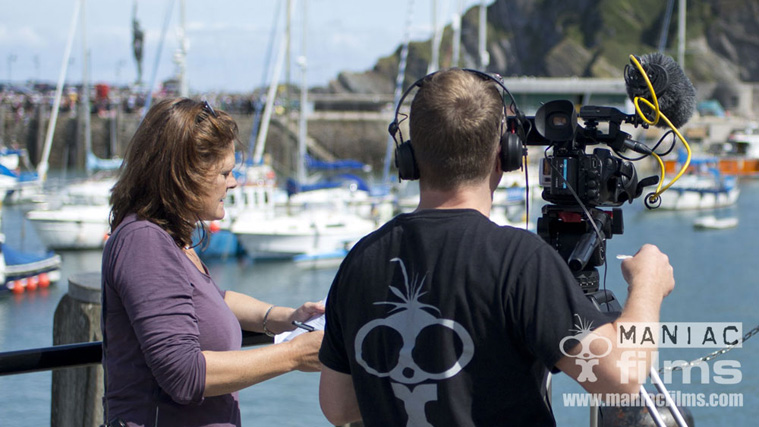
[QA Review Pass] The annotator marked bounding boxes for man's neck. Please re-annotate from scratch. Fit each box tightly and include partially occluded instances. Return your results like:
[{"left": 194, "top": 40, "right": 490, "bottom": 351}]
[{"left": 416, "top": 183, "right": 493, "bottom": 217}]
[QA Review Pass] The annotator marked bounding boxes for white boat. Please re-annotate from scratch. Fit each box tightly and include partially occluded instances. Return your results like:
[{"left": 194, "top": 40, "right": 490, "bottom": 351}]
[
  {"left": 26, "top": 204, "right": 111, "bottom": 250},
  {"left": 724, "top": 123, "right": 759, "bottom": 157},
  {"left": 0, "top": 148, "right": 45, "bottom": 204},
  {"left": 21, "top": 173, "right": 115, "bottom": 251},
  {"left": 226, "top": 5, "right": 384, "bottom": 262},
  {"left": 1, "top": 242, "right": 62, "bottom": 294},
  {"left": 693, "top": 215, "right": 738, "bottom": 230},
  {"left": 0, "top": 216, "right": 62, "bottom": 295},
  {"left": 231, "top": 207, "right": 376, "bottom": 260},
  {"left": 697, "top": 122, "right": 759, "bottom": 177},
  {"left": 656, "top": 157, "right": 740, "bottom": 210},
  {"left": 47, "top": 175, "right": 116, "bottom": 206},
  {"left": 197, "top": 163, "right": 283, "bottom": 259},
  {"left": 657, "top": 174, "right": 739, "bottom": 210}
]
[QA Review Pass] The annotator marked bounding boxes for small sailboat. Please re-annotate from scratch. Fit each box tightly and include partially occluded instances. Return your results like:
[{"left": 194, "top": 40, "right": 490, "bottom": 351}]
[
  {"left": 197, "top": 161, "right": 284, "bottom": 259},
  {"left": 26, "top": 204, "right": 111, "bottom": 250},
  {"left": 693, "top": 215, "right": 738, "bottom": 230},
  {"left": 0, "top": 219, "right": 62, "bottom": 295},
  {"left": 0, "top": 148, "right": 42, "bottom": 204},
  {"left": 197, "top": 3, "right": 283, "bottom": 261},
  {"left": 22, "top": 0, "right": 115, "bottom": 251},
  {"left": 230, "top": 2, "right": 379, "bottom": 262}
]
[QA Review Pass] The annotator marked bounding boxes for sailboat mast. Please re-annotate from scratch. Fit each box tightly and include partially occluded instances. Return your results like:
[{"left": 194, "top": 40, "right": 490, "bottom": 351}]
[
  {"left": 38, "top": 0, "right": 82, "bottom": 181},
  {"left": 297, "top": 0, "right": 308, "bottom": 185},
  {"left": 427, "top": 0, "right": 441, "bottom": 74},
  {"left": 657, "top": 0, "right": 675, "bottom": 52},
  {"left": 451, "top": 0, "right": 463, "bottom": 67},
  {"left": 253, "top": 26, "right": 288, "bottom": 165},
  {"left": 478, "top": 0, "right": 489, "bottom": 69},
  {"left": 81, "top": 0, "right": 93, "bottom": 168},
  {"left": 382, "top": 0, "right": 415, "bottom": 187},
  {"left": 178, "top": 0, "right": 189, "bottom": 97},
  {"left": 247, "top": 1, "right": 283, "bottom": 158},
  {"left": 678, "top": 0, "right": 686, "bottom": 68},
  {"left": 142, "top": 0, "right": 177, "bottom": 118}
]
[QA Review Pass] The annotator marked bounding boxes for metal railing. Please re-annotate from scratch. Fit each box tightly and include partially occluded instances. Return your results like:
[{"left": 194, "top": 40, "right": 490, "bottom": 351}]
[{"left": 0, "top": 330, "right": 272, "bottom": 376}]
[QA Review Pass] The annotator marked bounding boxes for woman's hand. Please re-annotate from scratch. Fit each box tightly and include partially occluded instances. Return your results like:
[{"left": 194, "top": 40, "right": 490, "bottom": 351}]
[
  {"left": 287, "top": 330, "right": 325, "bottom": 372},
  {"left": 203, "top": 329, "right": 325, "bottom": 396},
  {"left": 288, "top": 301, "right": 326, "bottom": 325},
  {"left": 264, "top": 301, "right": 325, "bottom": 335}
]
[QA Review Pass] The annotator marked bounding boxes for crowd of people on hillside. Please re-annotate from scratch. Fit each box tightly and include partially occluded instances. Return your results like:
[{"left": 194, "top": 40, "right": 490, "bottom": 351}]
[{"left": 0, "top": 82, "right": 266, "bottom": 124}]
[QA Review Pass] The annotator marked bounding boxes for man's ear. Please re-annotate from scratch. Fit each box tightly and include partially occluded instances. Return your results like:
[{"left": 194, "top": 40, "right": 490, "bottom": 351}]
[{"left": 490, "top": 148, "right": 504, "bottom": 191}]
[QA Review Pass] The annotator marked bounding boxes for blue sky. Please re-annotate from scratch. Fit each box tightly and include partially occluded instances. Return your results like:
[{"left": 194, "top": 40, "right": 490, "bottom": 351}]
[{"left": 1, "top": 0, "right": 492, "bottom": 94}]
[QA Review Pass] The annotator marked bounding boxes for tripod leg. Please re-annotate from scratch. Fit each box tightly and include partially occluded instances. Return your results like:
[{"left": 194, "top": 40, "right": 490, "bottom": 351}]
[
  {"left": 640, "top": 384, "right": 667, "bottom": 427},
  {"left": 649, "top": 367, "right": 689, "bottom": 427}
]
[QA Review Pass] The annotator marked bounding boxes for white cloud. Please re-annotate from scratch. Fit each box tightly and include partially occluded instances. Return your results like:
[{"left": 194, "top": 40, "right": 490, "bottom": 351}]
[{"left": 0, "top": 25, "right": 47, "bottom": 48}]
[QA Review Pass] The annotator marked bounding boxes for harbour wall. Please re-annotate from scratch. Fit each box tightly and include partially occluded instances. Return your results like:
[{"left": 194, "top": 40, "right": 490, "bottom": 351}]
[
  {"left": 0, "top": 104, "right": 391, "bottom": 177},
  {"left": 1, "top": 102, "right": 753, "bottom": 181}
]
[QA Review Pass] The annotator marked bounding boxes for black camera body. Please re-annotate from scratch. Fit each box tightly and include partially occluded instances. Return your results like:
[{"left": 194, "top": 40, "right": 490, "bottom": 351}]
[
  {"left": 515, "top": 99, "right": 649, "bottom": 208},
  {"left": 539, "top": 147, "right": 639, "bottom": 207},
  {"left": 511, "top": 100, "right": 657, "bottom": 309}
]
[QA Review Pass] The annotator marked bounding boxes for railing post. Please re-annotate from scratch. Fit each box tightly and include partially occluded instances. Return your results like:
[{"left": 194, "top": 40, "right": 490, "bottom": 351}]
[{"left": 51, "top": 271, "right": 103, "bottom": 427}]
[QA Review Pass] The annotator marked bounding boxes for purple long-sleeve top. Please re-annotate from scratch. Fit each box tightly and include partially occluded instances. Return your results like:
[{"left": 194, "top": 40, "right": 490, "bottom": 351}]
[{"left": 101, "top": 214, "right": 242, "bottom": 426}]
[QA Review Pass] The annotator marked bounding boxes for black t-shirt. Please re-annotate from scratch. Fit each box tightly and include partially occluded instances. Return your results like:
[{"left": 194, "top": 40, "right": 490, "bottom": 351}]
[{"left": 320, "top": 209, "right": 613, "bottom": 426}]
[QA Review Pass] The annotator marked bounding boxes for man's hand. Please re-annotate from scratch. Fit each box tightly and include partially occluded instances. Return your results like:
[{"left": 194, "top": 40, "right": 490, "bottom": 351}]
[{"left": 621, "top": 244, "right": 675, "bottom": 300}]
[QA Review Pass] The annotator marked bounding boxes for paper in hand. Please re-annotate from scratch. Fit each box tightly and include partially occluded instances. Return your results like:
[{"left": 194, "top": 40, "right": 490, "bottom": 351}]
[
  {"left": 275, "top": 314, "right": 325, "bottom": 344},
  {"left": 274, "top": 296, "right": 327, "bottom": 344}
]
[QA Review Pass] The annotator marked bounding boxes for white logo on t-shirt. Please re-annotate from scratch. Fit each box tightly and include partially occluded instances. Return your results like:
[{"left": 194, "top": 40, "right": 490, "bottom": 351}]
[{"left": 354, "top": 258, "right": 474, "bottom": 426}]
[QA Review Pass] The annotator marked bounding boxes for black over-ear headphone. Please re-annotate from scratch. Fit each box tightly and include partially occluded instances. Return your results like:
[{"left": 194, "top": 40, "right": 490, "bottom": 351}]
[{"left": 389, "top": 68, "right": 527, "bottom": 181}]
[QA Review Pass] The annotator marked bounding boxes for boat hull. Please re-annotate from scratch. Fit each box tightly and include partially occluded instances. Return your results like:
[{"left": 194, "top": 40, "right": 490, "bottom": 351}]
[
  {"left": 657, "top": 187, "right": 740, "bottom": 210},
  {"left": 232, "top": 213, "right": 376, "bottom": 260},
  {"left": 0, "top": 243, "right": 62, "bottom": 294},
  {"left": 26, "top": 205, "right": 110, "bottom": 250},
  {"left": 693, "top": 215, "right": 739, "bottom": 230}
]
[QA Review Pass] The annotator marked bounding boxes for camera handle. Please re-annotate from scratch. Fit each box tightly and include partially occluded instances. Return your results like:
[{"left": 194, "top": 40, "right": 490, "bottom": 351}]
[
  {"left": 586, "top": 289, "right": 622, "bottom": 314},
  {"left": 537, "top": 205, "right": 623, "bottom": 294}
]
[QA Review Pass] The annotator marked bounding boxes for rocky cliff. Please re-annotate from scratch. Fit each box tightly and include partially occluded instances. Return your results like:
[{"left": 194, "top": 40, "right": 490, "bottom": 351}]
[{"left": 325, "top": 0, "right": 759, "bottom": 101}]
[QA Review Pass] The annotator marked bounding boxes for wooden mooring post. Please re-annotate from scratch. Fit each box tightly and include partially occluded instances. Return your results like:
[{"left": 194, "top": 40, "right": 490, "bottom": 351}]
[{"left": 51, "top": 271, "right": 103, "bottom": 427}]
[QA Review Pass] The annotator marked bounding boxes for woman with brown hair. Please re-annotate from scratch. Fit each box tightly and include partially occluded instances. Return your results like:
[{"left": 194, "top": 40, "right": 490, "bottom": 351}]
[{"left": 101, "top": 98, "right": 323, "bottom": 426}]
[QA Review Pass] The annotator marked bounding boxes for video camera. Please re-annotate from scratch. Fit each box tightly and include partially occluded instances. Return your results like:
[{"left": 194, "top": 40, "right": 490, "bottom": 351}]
[{"left": 511, "top": 100, "right": 660, "bottom": 311}]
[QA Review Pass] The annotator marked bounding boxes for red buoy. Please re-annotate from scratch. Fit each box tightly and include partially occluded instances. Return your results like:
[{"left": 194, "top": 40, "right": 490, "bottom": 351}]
[
  {"left": 38, "top": 273, "right": 51, "bottom": 288},
  {"left": 27, "top": 276, "right": 39, "bottom": 291},
  {"left": 11, "top": 280, "right": 24, "bottom": 294}
]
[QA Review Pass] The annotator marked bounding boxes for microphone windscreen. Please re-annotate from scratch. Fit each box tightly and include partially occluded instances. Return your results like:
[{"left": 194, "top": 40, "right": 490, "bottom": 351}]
[{"left": 624, "top": 52, "right": 696, "bottom": 128}]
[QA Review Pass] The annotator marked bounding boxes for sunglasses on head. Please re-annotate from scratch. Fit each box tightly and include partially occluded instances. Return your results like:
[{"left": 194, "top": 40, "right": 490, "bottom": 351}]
[{"left": 201, "top": 100, "right": 218, "bottom": 118}]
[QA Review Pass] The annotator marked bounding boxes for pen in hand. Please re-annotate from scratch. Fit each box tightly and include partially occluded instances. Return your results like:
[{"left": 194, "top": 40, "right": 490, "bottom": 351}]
[{"left": 292, "top": 320, "right": 315, "bottom": 332}]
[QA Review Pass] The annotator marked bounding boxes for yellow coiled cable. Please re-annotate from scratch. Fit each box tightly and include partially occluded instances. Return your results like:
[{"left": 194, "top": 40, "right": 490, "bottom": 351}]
[{"left": 628, "top": 54, "right": 692, "bottom": 205}]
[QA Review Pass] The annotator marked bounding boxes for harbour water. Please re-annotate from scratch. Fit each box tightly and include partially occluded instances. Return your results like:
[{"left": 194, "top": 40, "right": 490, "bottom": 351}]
[{"left": 2, "top": 180, "right": 759, "bottom": 426}]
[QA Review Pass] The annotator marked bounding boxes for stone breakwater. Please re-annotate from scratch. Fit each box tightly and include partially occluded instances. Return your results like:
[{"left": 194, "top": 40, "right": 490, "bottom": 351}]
[{"left": 0, "top": 106, "right": 390, "bottom": 175}]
